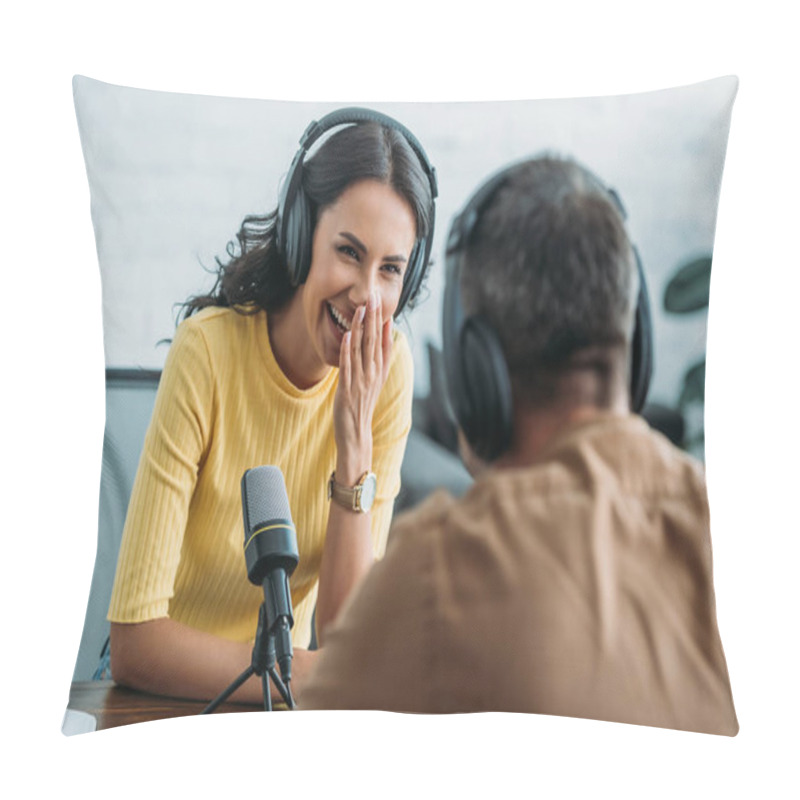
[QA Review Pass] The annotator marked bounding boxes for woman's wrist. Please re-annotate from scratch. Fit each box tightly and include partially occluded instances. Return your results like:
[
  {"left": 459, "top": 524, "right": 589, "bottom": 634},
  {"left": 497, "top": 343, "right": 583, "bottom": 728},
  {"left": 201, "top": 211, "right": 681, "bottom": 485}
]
[{"left": 335, "top": 440, "right": 373, "bottom": 486}]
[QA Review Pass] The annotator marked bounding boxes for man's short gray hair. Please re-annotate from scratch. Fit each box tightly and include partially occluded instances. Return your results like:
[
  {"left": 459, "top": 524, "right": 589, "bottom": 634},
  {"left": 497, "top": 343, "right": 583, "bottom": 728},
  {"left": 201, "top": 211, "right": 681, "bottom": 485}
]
[{"left": 461, "top": 156, "right": 639, "bottom": 408}]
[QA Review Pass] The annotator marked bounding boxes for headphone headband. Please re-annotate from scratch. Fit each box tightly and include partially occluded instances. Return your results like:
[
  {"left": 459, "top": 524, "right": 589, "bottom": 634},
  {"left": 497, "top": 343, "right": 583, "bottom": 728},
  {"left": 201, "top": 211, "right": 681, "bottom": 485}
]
[
  {"left": 297, "top": 107, "right": 438, "bottom": 198},
  {"left": 446, "top": 162, "right": 519, "bottom": 260}
]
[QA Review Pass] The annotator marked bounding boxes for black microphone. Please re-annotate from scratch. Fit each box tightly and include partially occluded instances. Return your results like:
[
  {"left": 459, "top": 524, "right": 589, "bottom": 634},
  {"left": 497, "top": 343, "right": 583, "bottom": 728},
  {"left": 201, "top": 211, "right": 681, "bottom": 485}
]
[{"left": 241, "top": 465, "right": 299, "bottom": 687}]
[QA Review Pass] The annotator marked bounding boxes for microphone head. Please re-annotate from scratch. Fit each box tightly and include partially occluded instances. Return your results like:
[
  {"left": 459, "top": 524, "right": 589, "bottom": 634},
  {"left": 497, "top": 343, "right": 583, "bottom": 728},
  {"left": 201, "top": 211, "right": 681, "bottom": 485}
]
[
  {"left": 242, "top": 465, "right": 293, "bottom": 528},
  {"left": 241, "top": 466, "right": 299, "bottom": 585}
]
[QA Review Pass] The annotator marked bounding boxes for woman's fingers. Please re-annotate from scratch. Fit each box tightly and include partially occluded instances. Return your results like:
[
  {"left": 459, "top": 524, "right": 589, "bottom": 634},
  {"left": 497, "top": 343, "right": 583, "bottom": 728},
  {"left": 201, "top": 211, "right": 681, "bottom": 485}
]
[
  {"left": 339, "top": 329, "right": 351, "bottom": 388},
  {"left": 350, "top": 303, "right": 366, "bottom": 375},
  {"left": 340, "top": 291, "right": 389, "bottom": 395},
  {"left": 371, "top": 291, "right": 383, "bottom": 377},
  {"left": 334, "top": 293, "right": 390, "bottom": 449},
  {"left": 361, "top": 290, "right": 379, "bottom": 375},
  {"left": 381, "top": 316, "right": 393, "bottom": 384}
]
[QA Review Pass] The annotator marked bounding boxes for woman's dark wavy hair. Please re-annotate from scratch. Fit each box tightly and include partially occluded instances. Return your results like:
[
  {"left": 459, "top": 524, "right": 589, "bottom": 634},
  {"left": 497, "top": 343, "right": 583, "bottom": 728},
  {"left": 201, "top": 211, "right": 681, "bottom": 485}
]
[{"left": 179, "top": 121, "right": 434, "bottom": 321}]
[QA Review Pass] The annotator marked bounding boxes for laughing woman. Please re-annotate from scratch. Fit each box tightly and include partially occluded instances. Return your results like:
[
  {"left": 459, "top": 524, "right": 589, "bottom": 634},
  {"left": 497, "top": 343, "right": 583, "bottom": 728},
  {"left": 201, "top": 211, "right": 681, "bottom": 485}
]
[{"left": 105, "top": 109, "right": 437, "bottom": 705}]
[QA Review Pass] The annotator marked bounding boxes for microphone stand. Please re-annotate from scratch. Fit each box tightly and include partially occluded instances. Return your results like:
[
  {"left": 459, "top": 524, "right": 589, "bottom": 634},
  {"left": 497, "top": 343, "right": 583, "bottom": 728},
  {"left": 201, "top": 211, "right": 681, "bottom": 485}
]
[{"left": 202, "top": 604, "right": 295, "bottom": 714}]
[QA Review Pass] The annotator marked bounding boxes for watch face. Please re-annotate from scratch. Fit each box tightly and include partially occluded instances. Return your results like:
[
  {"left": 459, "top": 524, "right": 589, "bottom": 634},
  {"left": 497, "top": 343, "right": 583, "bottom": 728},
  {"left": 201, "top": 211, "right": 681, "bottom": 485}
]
[{"left": 359, "top": 473, "right": 377, "bottom": 512}]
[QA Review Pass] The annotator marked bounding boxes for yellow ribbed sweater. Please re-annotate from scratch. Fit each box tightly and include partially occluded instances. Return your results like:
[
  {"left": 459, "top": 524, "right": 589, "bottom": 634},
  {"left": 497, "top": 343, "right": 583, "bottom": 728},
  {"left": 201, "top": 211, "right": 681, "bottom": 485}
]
[{"left": 107, "top": 306, "right": 413, "bottom": 648}]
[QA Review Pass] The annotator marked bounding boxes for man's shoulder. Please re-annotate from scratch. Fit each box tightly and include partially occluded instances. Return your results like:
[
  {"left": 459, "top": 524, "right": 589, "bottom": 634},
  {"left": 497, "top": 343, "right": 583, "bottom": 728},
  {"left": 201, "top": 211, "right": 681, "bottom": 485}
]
[
  {"left": 541, "top": 413, "right": 707, "bottom": 496},
  {"left": 386, "top": 414, "right": 708, "bottom": 561},
  {"left": 389, "top": 488, "right": 457, "bottom": 544}
]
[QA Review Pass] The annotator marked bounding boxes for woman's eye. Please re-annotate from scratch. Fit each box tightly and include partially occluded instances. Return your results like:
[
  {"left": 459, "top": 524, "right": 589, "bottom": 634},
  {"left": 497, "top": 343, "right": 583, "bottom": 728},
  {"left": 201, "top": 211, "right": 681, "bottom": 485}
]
[
  {"left": 383, "top": 263, "right": 403, "bottom": 276},
  {"left": 338, "top": 245, "right": 359, "bottom": 260}
]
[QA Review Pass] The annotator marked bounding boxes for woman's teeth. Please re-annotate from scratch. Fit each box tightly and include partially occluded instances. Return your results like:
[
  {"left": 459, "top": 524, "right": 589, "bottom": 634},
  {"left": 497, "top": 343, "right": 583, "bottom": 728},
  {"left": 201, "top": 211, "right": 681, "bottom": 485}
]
[{"left": 328, "top": 303, "right": 351, "bottom": 333}]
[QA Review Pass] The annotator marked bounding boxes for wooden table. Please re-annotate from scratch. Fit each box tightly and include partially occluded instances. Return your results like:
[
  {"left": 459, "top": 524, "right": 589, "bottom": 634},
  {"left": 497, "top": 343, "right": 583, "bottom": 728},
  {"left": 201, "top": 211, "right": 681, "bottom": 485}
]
[{"left": 68, "top": 681, "right": 264, "bottom": 731}]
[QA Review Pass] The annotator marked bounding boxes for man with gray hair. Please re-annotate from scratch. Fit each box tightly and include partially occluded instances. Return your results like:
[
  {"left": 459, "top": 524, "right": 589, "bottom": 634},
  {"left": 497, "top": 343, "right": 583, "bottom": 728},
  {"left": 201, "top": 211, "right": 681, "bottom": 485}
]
[{"left": 299, "top": 156, "right": 738, "bottom": 736}]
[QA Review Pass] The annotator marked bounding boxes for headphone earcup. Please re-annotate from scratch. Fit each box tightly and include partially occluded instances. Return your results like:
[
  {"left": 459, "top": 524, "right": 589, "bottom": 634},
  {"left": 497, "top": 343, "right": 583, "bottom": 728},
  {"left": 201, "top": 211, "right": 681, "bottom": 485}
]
[
  {"left": 442, "top": 209, "right": 513, "bottom": 463},
  {"left": 397, "top": 195, "right": 435, "bottom": 315},
  {"left": 629, "top": 248, "right": 654, "bottom": 413},
  {"left": 455, "top": 316, "right": 514, "bottom": 463},
  {"left": 396, "top": 239, "right": 425, "bottom": 315},
  {"left": 280, "top": 179, "right": 314, "bottom": 286}
]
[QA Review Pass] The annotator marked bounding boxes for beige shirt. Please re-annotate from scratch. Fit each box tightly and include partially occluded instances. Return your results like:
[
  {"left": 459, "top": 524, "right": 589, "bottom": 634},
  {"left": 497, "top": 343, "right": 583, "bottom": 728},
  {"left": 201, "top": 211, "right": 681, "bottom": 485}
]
[{"left": 300, "top": 414, "right": 738, "bottom": 736}]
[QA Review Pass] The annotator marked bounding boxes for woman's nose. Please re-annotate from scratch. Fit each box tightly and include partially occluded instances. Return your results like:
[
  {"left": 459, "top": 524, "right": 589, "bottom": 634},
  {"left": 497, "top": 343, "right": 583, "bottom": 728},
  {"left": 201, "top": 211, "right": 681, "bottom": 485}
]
[{"left": 350, "top": 268, "right": 377, "bottom": 307}]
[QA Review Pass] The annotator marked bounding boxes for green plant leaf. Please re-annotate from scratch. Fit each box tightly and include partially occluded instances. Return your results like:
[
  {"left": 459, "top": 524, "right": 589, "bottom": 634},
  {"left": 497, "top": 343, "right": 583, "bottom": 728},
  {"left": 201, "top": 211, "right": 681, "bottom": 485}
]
[
  {"left": 664, "top": 255, "right": 712, "bottom": 313},
  {"left": 679, "top": 359, "right": 706, "bottom": 408}
]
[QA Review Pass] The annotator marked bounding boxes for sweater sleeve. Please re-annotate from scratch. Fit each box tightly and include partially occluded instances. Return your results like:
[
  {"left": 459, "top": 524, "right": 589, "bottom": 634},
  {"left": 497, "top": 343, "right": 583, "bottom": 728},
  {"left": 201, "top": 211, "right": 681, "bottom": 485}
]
[
  {"left": 107, "top": 318, "right": 215, "bottom": 623},
  {"left": 368, "top": 329, "right": 414, "bottom": 559}
]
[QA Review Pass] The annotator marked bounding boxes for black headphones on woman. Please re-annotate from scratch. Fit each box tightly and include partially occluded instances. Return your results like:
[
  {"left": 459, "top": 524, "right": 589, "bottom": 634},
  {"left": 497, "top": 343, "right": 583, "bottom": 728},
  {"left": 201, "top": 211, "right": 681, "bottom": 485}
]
[
  {"left": 275, "top": 107, "right": 438, "bottom": 316},
  {"left": 442, "top": 161, "right": 654, "bottom": 463}
]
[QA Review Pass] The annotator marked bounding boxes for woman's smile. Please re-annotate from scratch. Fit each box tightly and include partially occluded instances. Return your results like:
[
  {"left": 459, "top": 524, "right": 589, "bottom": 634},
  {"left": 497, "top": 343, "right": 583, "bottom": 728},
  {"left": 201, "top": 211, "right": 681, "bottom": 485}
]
[{"left": 327, "top": 302, "right": 353, "bottom": 336}]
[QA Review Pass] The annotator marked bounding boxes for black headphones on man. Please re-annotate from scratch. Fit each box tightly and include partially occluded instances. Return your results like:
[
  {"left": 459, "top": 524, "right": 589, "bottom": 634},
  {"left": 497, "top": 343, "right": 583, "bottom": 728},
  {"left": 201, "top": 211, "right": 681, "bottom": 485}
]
[
  {"left": 442, "top": 160, "right": 654, "bottom": 463},
  {"left": 276, "top": 107, "right": 439, "bottom": 316}
]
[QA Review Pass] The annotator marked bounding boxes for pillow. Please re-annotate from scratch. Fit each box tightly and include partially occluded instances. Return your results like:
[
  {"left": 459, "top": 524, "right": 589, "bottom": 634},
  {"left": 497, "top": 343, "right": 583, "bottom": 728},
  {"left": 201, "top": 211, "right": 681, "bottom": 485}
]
[{"left": 68, "top": 75, "right": 738, "bottom": 730}]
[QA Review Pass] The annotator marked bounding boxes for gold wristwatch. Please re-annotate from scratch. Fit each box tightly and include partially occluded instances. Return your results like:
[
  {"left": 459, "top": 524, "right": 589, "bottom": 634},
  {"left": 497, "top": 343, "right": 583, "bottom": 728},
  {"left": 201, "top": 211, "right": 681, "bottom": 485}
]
[{"left": 328, "top": 471, "right": 377, "bottom": 513}]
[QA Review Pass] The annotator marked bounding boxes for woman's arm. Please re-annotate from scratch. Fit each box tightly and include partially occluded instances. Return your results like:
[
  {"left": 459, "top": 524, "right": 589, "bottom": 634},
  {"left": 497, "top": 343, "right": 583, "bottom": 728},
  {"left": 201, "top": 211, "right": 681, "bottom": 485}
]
[
  {"left": 110, "top": 619, "right": 319, "bottom": 704},
  {"left": 315, "top": 500, "right": 376, "bottom": 648},
  {"left": 315, "top": 290, "right": 397, "bottom": 645},
  {"left": 108, "top": 318, "right": 319, "bottom": 704}
]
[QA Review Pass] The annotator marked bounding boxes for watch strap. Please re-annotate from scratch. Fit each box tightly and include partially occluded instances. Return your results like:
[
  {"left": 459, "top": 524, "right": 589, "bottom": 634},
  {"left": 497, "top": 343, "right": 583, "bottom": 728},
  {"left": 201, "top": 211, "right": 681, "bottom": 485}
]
[{"left": 328, "top": 471, "right": 374, "bottom": 512}]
